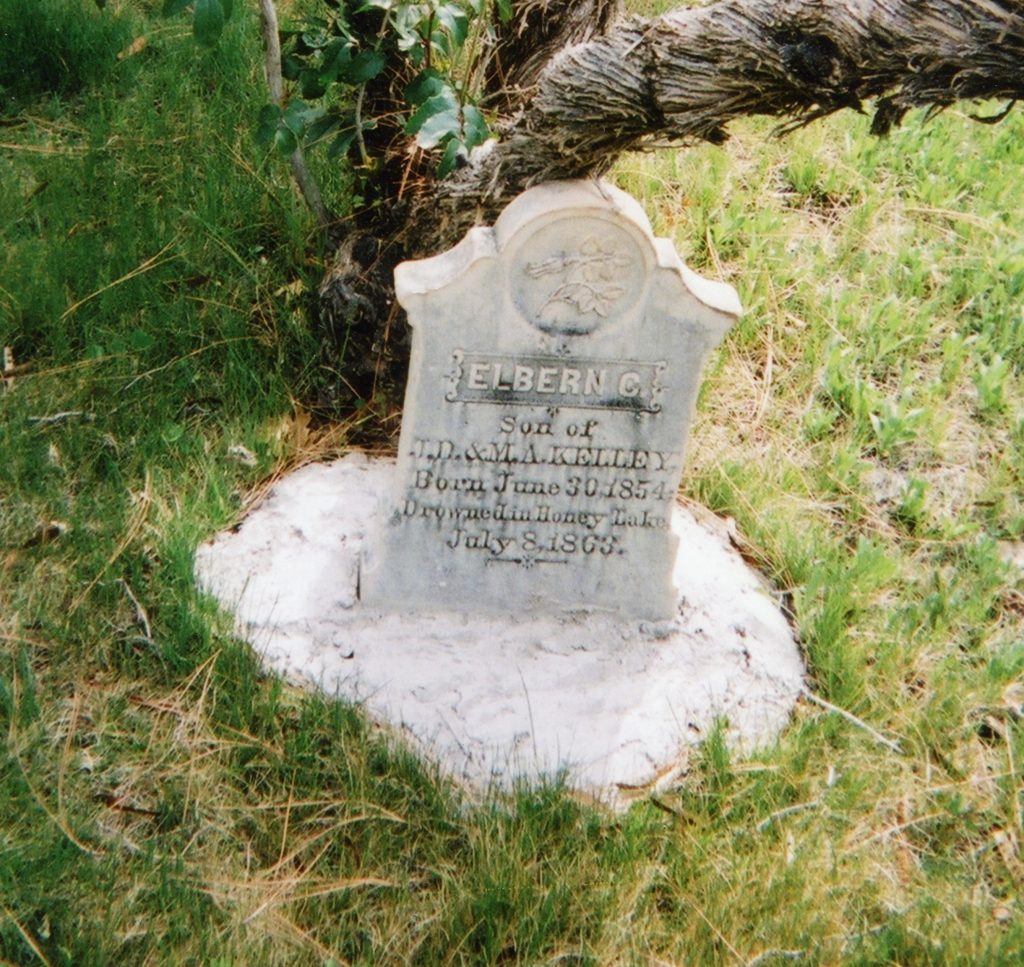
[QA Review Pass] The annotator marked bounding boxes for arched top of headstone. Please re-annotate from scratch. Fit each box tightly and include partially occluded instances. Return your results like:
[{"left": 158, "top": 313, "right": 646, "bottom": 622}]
[{"left": 395, "top": 179, "right": 741, "bottom": 337}]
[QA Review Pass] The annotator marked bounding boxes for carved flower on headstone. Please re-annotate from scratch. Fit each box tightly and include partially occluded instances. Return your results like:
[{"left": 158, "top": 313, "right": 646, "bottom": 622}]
[{"left": 527, "top": 236, "right": 632, "bottom": 318}]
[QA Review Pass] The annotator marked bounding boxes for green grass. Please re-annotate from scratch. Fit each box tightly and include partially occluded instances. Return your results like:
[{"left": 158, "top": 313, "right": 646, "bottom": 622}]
[
  {"left": 2, "top": 2, "right": 1024, "bottom": 965},
  {"left": 0, "top": 0, "right": 135, "bottom": 108}
]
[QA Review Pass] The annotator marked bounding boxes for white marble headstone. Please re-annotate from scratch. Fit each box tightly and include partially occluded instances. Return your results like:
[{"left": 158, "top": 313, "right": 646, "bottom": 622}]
[{"left": 362, "top": 179, "right": 741, "bottom": 620}]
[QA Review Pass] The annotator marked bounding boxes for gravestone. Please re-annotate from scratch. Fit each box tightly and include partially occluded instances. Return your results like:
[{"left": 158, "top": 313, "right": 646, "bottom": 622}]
[
  {"left": 362, "top": 180, "right": 741, "bottom": 619},
  {"left": 195, "top": 179, "right": 806, "bottom": 806}
]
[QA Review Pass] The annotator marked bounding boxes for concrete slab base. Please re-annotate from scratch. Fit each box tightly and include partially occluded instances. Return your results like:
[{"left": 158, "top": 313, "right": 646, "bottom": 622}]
[{"left": 194, "top": 453, "right": 805, "bottom": 809}]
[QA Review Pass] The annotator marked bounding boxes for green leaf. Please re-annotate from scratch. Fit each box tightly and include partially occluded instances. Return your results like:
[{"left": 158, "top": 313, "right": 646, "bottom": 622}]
[
  {"left": 301, "top": 29, "right": 330, "bottom": 50},
  {"left": 305, "top": 113, "right": 342, "bottom": 146},
  {"left": 254, "top": 104, "right": 282, "bottom": 147},
  {"left": 462, "top": 104, "right": 488, "bottom": 149},
  {"left": 435, "top": 4, "right": 468, "bottom": 48},
  {"left": 130, "top": 329, "right": 156, "bottom": 351},
  {"left": 429, "top": 30, "right": 452, "bottom": 59},
  {"left": 328, "top": 128, "right": 359, "bottom": 159},
  {"left": 218, "top": 0, "right": 233, "bottom": 20},
  {"left": 162, "top": 422, "right": 185, "bottom": 444},
  {"left": 300, "top": 70, "right": 327, "bottom": 99},
  {"left": 273, "top": 125, "right": 298, "bottom": 157},
  {"left": 162, "top": 0, "right": 191, "bottom": 15},
  {"left": 193, "top": 0, "right": 225, "bottom": 47},
  {"left": 404, "top": 69, "right": 445, "bottom": 107},
  {"left": 318, "top": 39, "right": 352, "bottom": 85},
  {"left": 341, "top": 49, "right": 386, "bottom": 85},
  {"left": 281, "top": 54, "right": 304, "bottom": 81},
  {"left": 392, "top": 3, "right": 427, "bottom": 50},
  {"left": 404, "top": 88, "right": 458, "bottom": 136},
  {"left": 436, "top": 137, "right": 463, "bottom": 178},
  {"left": 283, "top": 100, "right": 319, "bottom": 137},
  {"left": 415, "top": 111, "right": 461, "bottom": 150}
]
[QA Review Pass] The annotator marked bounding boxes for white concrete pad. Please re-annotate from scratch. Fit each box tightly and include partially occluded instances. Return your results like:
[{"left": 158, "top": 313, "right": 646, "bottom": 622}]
[{"left": 195, "top": 453, "right": 805, "bottom": 808}]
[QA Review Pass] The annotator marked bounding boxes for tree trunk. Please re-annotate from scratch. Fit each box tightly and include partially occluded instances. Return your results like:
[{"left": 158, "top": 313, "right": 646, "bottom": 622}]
[
  {"left": 483, "top": 0, "right": 623, "bottom": 110},
  {"left": 318, "top": 0, "right": 1024, "bottom": 421}
]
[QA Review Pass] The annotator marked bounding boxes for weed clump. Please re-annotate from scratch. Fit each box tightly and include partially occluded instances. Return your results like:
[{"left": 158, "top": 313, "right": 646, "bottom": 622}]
[{"left": 0, "top": 0, "right": 133, "bottom": 107}]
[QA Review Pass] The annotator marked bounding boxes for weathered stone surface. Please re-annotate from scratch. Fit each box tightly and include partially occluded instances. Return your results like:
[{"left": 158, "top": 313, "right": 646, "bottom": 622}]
[
  {"left": 195, "top": 454, "right": 805, "bottom": 808},
  {"left": 362, "top": 179, "right": 741, "bottom": 619}
]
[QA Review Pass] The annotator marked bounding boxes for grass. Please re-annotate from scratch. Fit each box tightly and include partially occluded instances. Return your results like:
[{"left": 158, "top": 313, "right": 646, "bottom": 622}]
[
  {"left": 1, "top": 1, "right": 1023, "bottom": 964},
  {"left": 0, "top": 0, "right": 135, "bottom": 108}
]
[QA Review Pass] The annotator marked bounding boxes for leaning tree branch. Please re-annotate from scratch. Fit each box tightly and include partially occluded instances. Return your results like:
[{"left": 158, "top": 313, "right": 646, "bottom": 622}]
[
  {"left": 483, "top": 0, "right": 623, "bottom": 111},
  {"left": 428, "top": 0, "right": 1024, "bottom": 243}
]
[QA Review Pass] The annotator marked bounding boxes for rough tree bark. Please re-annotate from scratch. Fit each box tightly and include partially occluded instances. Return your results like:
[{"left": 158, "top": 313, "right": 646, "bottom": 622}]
[
  {"left": 483, "top": 0, "right": 623, "bottom": 108},
  {"left": 318, "top": 0, "right": 1024, "bottom": 419}
]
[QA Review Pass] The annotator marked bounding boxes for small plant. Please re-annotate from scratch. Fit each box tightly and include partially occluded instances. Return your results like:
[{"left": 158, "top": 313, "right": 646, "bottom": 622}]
[
  {"left": 821, "top": 343, "right": 878, "bottom": 429},
  {"left": 802, "top": 402, "right": 840, "bottom": 441},
  {"left": 892, "top": 476, "right": 929, "bottom": 534},
  {"left": 973, "top": 352, "right": 1011, "bottom": 416},
  {"left": 215, "top": 0, "right": 494, "bottom": 197},
  {"left": 868, "top": 392, "right": 925, "bottom": 457},
  {"left": 783, "top": 154, "right": 821, "bottom": 198},
  {"left": 939, "top": 331, "right": 970, "bottom": 387}
]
